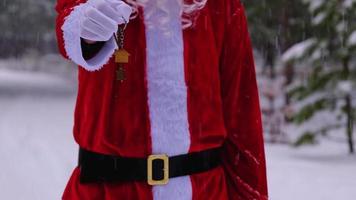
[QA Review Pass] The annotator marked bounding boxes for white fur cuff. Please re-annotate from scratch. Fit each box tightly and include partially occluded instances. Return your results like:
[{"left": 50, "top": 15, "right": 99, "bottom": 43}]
[{"left": 61, "top": 3, "right": 116, "bottom": 71}]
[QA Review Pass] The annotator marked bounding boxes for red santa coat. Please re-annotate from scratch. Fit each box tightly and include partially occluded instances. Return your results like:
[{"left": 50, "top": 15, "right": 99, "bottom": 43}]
[{"left": 55, "top": 0, "right": 268, "bottom": 199}]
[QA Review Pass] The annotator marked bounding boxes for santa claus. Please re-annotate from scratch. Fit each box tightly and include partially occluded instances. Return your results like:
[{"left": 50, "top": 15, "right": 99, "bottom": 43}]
[{"left": 55, "top": 0, "right": 268, "bottom": 199}]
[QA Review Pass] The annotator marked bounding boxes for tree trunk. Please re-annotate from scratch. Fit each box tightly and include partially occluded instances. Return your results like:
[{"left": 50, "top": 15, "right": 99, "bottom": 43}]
[{"left": 345, "top": 94, "right": 354, "bottom": 154}]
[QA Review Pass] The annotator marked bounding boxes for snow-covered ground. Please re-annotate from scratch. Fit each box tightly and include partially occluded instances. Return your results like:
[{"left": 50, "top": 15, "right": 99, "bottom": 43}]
[
  {"left": 266, "top": 142, "right": 356, "bottom": 200},
  {"left": 0, "top": 69, "right": 355, "bottom": 200},
  {"left": 0, "top": 69, "right": 78, "bottom": 200}
]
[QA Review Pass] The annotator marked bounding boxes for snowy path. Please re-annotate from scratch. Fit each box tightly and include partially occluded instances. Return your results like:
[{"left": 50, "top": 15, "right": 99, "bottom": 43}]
[{"left": 0, "top": 69, "right": 355, "bottom": 200}]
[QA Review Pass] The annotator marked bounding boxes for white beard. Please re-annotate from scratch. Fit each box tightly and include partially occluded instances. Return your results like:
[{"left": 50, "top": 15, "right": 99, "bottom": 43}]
[{"left": 126, "top": 0, "right": 207, "bottom": 29}]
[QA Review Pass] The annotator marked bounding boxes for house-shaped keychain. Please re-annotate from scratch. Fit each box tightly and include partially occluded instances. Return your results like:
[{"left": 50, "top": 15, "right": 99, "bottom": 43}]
[
  {"left": 115, "top": 49, "right": 130, "bottom": 82},
  {"left": 115, "top": 49, "right": 130, "bottom": 64},
  {"left": 114, "top": 23, "right": 130, "bottom": 82}
]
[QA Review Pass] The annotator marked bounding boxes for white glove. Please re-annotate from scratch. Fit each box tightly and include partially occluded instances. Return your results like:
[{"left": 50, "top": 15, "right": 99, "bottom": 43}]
[{"left": 80, "top": 0, "right": 132, "bottom": 42}]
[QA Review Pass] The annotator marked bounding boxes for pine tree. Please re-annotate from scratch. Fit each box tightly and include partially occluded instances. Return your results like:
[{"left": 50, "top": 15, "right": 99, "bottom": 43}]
[{"left": 284, "top": 0, "right": 356, "bottom": 153}]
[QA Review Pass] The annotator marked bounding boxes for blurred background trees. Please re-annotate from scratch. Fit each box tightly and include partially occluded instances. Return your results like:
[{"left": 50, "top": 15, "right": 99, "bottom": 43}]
[
  {"left": 0, "top": 0, "right": 56, "bottom": 58},
  {"left": 244, "top": 0, "right": 356, "bottom": 153},
  {"left": 285, "top": 0, "right": 356, "bottom": 153}
]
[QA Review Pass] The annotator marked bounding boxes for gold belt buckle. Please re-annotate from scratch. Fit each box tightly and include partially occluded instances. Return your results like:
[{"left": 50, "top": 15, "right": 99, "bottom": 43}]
[{"left": 147, "top": 154, "right": 169, "bottom": 185}]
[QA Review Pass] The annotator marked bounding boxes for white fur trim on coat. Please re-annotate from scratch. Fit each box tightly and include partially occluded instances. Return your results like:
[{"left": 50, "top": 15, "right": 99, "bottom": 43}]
[
  {"left": 144, "top": 1, "right": 192, "bottom": 200},
  {"left": 61, "top": 3, "right": 116, "bottom": 71}
]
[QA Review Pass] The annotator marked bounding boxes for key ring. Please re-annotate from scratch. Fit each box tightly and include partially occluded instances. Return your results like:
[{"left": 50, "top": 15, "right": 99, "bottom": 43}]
[{"left": 113, "top": 16, "right": 128, "bottom": 49}]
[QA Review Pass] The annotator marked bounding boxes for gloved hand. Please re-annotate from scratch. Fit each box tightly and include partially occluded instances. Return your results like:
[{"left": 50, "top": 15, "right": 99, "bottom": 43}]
[{"left": 80, "top": 0, "right": 132, "bottom": 42}]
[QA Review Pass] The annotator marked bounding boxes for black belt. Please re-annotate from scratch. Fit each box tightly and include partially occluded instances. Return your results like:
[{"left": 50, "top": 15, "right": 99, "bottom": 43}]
[{"left": 78, "top": 147, "right": 221, "bottom": 185}]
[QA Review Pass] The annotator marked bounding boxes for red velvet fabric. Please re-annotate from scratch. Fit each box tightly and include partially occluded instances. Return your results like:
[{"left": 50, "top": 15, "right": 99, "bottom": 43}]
[{"left": 55, "top": 0, "right": 268, "bottom": 199}]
